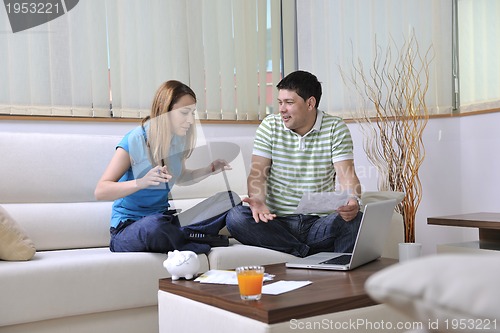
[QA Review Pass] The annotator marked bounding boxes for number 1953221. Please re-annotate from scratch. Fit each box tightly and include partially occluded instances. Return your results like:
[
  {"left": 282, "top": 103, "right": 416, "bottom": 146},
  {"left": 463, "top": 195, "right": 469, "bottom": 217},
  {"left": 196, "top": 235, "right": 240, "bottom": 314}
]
[{"left": 5, "top": 2, "right": 61, "bottom": 14}]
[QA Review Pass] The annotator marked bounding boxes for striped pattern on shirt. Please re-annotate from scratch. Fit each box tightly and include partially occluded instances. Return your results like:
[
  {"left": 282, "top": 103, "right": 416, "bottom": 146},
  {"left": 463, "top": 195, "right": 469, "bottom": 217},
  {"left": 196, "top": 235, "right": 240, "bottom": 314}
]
[{"left": 253, "top": 110, "right": 354, "bottom": 216}]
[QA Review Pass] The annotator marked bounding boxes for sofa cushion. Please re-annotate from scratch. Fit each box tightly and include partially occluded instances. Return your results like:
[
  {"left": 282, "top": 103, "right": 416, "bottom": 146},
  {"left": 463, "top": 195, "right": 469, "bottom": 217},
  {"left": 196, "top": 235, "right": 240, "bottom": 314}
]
[
  {"left": 0, "top": 205, "right": 36, "bottom": 261},
  {"left": 2, "top": 202, "right": 112, "bottom": 251},
  {"left": 208, "top": 242, "right": 297, "bottom": 270},
  {"left": 0, "top": 132, "right": 121, "bottom": 204},
  {"left": 361, "top": 191, "right": 405, "bottom": 207},
  {"left": 365, "top": 254, "right": 500, "bottom": 332},
  {"left": 362, "top": 191, "right": 405, "bottom": 259},
  {"left": 0, "top": 248, "right": 209, "bottom": 326}
]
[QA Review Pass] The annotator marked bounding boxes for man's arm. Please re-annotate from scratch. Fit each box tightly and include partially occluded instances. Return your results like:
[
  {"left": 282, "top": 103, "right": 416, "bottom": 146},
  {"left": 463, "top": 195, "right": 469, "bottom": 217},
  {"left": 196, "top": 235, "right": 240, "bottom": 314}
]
[
  {"left": 244, "top": 154, "right": 276, "bottom": 223},
  {"left": 334, "top": 159, "right": 362, "bottom": 221}
]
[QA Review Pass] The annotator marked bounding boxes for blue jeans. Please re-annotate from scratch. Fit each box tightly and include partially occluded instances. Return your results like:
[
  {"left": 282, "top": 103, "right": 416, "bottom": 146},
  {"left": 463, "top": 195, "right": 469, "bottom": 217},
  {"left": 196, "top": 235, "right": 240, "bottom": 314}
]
[
  {"left": 110, "top": 191, "right": 240, "bottom": 254},
  {"left": 226, "top": 205, "right": 362, "bottom": 257}
]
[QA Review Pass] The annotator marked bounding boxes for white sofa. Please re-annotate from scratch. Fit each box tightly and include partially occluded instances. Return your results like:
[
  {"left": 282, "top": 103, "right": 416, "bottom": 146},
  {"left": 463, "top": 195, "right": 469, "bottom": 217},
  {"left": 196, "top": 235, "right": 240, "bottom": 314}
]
[{"left": 0, "top": 130, "right": 406, "bottom": 333}]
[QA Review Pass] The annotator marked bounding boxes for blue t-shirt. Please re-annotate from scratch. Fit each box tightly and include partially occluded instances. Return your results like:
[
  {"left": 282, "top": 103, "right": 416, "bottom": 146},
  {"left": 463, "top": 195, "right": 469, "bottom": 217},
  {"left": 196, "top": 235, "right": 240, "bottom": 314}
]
[{"left": 110, "top": 125, "right": 184, "bottom": 228}]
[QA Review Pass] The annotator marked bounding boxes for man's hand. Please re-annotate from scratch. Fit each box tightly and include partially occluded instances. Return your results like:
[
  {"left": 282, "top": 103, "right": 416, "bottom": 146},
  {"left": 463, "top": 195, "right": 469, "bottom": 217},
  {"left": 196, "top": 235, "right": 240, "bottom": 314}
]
[
  {"left": 337, "top": 197, "right": 360, "bottom": 222},
  {"left": 242, "top": 197, "right": 276, "bottom": 223}
]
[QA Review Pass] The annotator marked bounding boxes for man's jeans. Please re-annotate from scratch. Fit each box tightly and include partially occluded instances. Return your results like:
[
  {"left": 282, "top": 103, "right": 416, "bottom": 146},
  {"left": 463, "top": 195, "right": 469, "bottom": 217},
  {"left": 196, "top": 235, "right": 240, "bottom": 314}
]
[{"left": 226, "top": 205, "right": 362, "bottom": 257}]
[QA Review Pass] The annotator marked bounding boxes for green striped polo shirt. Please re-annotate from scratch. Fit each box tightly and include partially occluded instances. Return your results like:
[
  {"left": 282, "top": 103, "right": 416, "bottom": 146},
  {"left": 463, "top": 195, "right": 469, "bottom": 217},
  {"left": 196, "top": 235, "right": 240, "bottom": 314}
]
[{"left": 253, "top": 110, "right": 354, "bottom": 216}]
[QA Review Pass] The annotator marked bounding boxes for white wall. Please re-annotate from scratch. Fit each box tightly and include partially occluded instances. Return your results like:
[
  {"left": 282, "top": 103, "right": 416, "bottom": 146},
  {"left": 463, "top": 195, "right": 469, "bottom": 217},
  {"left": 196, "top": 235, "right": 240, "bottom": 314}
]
[
  {"left": 349, "top": 115, "right": 465, "bottom": 254},
  {"left": 1, "top": 112, "right": 498, "bottom": 255},
  {"left": 423, "top": 112, "right": 499, "bottom": 254},
  {"left": 351, "top": 112, "right": 500, "bottom": 254},
  {"left": 0, "top": 119, "right": 260, "bottom": 138}
]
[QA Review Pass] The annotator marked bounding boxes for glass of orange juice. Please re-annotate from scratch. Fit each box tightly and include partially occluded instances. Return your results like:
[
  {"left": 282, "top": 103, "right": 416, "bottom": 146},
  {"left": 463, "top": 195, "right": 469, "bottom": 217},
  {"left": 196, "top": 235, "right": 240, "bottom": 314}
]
[{"left": 235, "top": 266, "right": 265, "bottom": 300}]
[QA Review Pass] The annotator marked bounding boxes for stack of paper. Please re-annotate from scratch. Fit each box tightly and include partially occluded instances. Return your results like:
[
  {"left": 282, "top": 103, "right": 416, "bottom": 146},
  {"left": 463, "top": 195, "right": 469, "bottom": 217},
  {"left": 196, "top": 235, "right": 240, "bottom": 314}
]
[
  {"left": 194, "top": 270, "right": 274, "bottom": 285},
  {"left": 194, "top": 270, "right": 312, "bottom": 295}
]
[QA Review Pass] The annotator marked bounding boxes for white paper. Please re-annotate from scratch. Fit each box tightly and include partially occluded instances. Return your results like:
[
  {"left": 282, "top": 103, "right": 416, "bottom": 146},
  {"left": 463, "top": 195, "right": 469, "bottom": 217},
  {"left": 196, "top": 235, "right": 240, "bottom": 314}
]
[
  {"left": 194, "top": 270, "right": 274, "bottom": 285},
  {"left": 262, "top": 280, "right": 312, "bottom": 295},
  {"left": 194, "top": 270, "right": 238, "bottom": 284},
  {"left": 294, "top": 192, "right": 349, "bottom": 214}
]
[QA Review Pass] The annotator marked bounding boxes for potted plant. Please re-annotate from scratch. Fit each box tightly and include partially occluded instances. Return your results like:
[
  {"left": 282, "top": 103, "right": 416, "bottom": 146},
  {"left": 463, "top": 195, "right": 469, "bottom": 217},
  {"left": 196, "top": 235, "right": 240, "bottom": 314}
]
[{"left": 341, "top": 33, "right": 433, "bottom": 243}]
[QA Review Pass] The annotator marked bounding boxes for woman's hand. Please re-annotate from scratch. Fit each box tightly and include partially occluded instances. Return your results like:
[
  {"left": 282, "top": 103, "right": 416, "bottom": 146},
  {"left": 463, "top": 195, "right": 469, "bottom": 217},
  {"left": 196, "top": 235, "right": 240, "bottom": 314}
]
[
  {"left": 136, "top": 165, "right": 172, "bottom": 189},
  {"left": 209, "top": 159, "right": 232, "bottom": 174},
  {"left": 177, "top": 159, "right": 231, "bottom": 185}
]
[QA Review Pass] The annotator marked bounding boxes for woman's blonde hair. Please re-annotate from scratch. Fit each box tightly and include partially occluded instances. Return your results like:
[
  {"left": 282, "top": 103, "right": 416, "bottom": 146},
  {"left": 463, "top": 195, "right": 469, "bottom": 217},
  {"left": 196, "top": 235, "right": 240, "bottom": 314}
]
[{"left": 142, "top": 80, "right": 197, "bottom": 167}]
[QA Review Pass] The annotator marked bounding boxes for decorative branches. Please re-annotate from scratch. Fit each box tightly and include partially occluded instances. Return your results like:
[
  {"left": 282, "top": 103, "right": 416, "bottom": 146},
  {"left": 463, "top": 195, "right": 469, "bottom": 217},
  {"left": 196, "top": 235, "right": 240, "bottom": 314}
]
[{"left": 341, "top": 33, "right": 433, "bottom": 242}]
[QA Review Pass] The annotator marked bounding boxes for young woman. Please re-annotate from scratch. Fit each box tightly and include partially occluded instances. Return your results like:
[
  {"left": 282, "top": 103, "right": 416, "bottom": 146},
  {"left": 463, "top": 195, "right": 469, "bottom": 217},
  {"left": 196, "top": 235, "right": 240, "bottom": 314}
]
[{"left": 95, "top": 80, "right": 239, "bottom": 254}]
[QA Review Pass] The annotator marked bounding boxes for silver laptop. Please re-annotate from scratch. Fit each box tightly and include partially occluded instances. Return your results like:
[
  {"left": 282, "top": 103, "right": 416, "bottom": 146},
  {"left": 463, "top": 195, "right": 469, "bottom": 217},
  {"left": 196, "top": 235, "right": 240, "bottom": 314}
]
[{"left": 285, "top": 199, "right": 398, "bottom": 271}]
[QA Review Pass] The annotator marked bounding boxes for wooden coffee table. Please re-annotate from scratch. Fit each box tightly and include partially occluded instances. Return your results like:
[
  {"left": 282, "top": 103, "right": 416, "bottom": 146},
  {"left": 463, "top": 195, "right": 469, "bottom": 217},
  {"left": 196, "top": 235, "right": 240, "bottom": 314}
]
[{"left": 158, "top": 258, "right": 406, "bottom": 333}]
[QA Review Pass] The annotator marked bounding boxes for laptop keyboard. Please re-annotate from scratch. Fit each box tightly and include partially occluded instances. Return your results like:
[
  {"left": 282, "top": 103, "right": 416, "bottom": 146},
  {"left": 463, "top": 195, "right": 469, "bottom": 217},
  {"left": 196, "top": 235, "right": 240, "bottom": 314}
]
[{"left": 320, "top": 254, "right": 352, "bottom": 265}]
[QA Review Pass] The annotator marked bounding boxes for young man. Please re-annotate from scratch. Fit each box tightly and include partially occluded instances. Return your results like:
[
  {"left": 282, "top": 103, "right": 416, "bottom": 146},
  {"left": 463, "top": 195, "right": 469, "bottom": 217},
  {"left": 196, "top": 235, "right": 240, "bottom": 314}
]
[{"left": 226, "top": 70, "right": 363, "bottom": 257}]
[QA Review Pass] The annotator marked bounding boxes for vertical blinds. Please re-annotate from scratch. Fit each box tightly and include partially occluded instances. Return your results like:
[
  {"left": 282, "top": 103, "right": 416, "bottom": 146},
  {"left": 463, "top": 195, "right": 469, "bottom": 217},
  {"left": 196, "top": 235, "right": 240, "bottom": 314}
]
[
  {"left": 457, "top": 0, "right": 500, "bottom": 113},
  {"left": 0, "top": 0, "right": 284, "bottom": 120},
  {"left": 0, "top": 0, "right": 110, "bottom": 117},
  {"left": 296, "top": 0, "right": 453, "bottom": 117}
]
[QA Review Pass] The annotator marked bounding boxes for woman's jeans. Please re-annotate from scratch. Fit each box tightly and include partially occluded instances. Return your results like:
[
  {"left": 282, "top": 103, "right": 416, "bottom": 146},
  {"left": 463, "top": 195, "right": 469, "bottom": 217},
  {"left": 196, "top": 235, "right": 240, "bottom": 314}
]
[
  {"left": 226, "top": 205, "right": 362, "bottom": 257},
  {"left": 110, "top": 191, "right": 240, "bottom": 254}
]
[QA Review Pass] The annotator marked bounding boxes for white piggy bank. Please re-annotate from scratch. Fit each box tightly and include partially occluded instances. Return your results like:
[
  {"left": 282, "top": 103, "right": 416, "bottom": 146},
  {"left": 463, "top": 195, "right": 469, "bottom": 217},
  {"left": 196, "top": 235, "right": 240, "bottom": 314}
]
[{"left": 163, "top": 250, "right": 200, "bottom": 280}]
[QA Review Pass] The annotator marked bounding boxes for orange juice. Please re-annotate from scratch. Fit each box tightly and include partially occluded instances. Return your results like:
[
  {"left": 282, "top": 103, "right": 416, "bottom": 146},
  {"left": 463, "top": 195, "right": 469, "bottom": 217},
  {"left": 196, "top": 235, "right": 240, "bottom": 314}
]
[{"left": 236, "top": 266, "right": 264, "bottom": 300}]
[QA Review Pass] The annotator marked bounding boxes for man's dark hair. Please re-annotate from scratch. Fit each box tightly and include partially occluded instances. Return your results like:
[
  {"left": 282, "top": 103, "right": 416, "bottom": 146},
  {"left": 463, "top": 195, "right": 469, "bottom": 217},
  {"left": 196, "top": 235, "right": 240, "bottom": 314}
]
[{"left": 276, "top": 70, "right": 322, "bottom": 108}]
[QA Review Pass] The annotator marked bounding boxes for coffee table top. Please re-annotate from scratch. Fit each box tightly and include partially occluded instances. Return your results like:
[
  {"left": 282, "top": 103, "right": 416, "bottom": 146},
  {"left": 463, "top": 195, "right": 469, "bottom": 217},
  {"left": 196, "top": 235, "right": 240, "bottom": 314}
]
[{"left": 159, "top": 258, "right": 396, "bottom": 324}]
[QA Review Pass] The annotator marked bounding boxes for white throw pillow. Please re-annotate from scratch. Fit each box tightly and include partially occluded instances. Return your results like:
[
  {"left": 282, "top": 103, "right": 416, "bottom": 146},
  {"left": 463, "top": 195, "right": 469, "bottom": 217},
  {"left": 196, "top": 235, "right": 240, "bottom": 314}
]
[
  {"left": 365, "top": 254, "right": 500, "bottom": 333},
  {"left": 0, "top": 205, "right": 36, "bottom": 261}
]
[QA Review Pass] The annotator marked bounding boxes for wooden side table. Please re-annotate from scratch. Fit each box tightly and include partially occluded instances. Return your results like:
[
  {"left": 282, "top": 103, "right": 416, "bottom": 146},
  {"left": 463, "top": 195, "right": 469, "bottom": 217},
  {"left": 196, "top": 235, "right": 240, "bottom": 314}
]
[{"left": 428, "top": 212, "right": 500, "bottom": 252}]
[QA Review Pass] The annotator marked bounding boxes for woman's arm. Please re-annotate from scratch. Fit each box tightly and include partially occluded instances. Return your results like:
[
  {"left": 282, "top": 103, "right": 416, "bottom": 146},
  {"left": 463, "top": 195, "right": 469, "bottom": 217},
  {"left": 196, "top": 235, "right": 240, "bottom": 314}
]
[
  {"left": 94, "top": 147, "right": 171, "bottom": 201},
  {"left": 176, "top": 159, "right": 230, "bottom": 186}
]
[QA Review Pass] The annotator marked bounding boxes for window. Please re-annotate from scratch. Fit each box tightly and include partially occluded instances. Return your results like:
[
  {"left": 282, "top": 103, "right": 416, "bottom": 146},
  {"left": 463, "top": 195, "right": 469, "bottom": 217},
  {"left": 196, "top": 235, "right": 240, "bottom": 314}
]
[
  {"left": 4, "top": 1, "right": 481, "bottom": 121},
  {"left": 296, "top": 0, "right": 453, "bottom": 117},
  {"left": 0, "top": 0, "right": 110, "bottom": 117},
  {"left": 0, "top": 0, "right": 287, "bottom": 120},
  {"left": 456, "top": 0, "right": 500, "bottom": 113}
]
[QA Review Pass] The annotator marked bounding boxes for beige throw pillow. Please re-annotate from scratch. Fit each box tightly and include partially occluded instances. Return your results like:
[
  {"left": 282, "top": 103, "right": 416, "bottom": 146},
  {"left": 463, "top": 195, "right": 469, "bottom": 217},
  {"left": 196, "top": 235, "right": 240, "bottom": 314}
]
[
  {"left": 361, "top": 191, "right": 405, "bottom": 206},
  {"left": 365, "top": 254, "right": 500, "bottom": 332},
  {"left": 0, "top": 205, "right": 36, "bottom": 261}
]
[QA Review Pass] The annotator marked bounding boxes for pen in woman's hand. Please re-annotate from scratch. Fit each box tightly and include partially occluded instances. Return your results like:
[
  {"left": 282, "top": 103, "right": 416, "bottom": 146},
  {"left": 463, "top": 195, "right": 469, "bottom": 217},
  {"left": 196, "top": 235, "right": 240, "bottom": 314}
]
[{"left": 156, "top": 166, "right": 171, "bottom": 181}]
